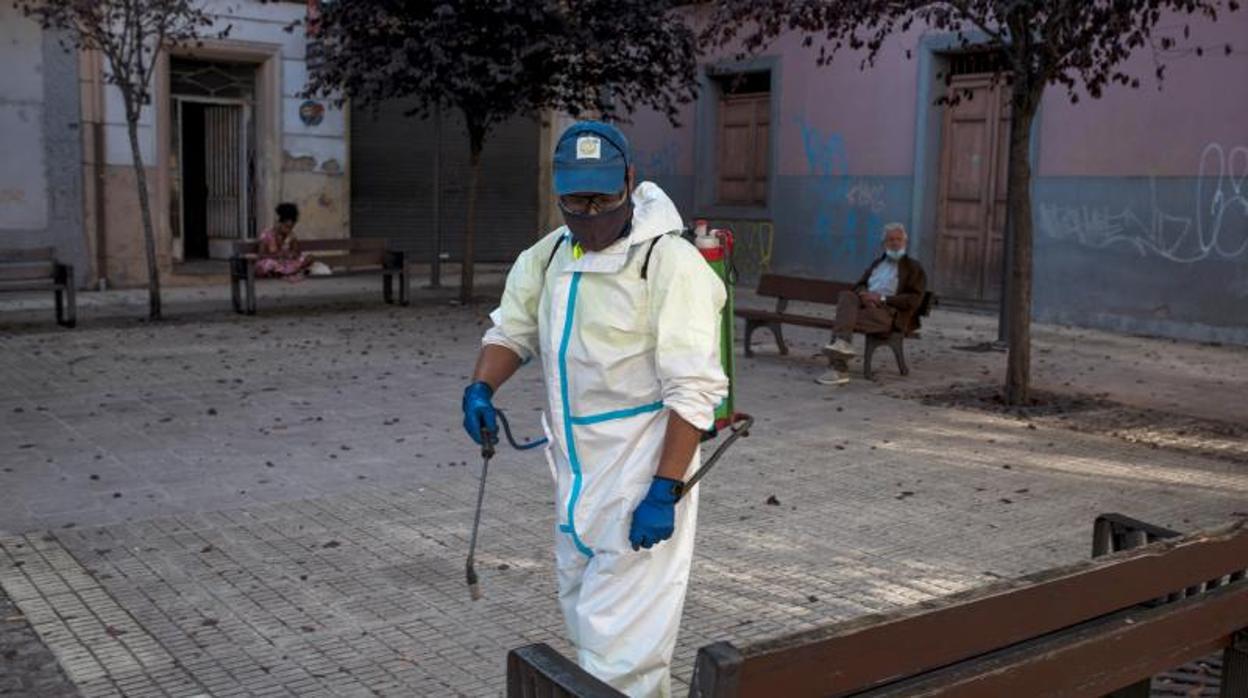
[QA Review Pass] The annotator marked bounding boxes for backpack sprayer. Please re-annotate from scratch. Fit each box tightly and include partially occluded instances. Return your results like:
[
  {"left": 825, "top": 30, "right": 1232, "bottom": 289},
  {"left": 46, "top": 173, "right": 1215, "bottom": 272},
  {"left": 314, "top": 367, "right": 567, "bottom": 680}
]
[{"left": 465, "top": 221, "right": 754, "bottom": 600}]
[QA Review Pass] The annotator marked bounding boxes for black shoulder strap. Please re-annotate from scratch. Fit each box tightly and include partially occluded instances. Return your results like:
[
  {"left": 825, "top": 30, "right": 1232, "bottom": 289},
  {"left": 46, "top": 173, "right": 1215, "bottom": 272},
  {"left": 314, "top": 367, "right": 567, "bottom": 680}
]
[
  {"left": 640, "top": 237, "right": 663, "bottom": 280},
  {"left": 543, "top": 235, "right": 566, "bottom": 274},
  {"left": 640, "top": 229, "right": 693, "bottom": 280}
]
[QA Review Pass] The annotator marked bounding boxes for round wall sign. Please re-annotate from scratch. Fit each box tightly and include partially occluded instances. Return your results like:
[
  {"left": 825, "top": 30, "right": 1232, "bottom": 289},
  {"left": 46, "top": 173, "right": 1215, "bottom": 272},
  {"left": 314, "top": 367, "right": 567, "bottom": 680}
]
[{"left": 299, "top": 100, "right": 325, "bottom": 127}]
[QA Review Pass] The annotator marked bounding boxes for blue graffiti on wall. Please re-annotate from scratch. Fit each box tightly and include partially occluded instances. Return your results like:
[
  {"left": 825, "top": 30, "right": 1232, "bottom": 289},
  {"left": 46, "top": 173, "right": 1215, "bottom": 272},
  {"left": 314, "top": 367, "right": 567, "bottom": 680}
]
[{"left": 798, "top": 118, "right": 886, "bottom": 268}]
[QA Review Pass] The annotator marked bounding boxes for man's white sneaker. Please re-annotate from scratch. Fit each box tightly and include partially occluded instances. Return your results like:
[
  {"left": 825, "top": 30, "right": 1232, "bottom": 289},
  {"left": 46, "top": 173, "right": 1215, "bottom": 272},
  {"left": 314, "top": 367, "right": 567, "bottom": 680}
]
[
  {"left": 823, "top": 338, "right": 855, "bottom": 359},
  {"left": 816, "top": 369, "right": 850, "bottom": 386}
]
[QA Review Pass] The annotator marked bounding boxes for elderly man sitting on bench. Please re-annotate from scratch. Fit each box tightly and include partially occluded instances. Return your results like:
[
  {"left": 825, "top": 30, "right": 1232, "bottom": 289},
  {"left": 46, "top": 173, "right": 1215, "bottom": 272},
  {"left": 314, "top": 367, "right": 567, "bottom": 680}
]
[{"left": 820, "top": 222, "right": 928, "bottom": 385}]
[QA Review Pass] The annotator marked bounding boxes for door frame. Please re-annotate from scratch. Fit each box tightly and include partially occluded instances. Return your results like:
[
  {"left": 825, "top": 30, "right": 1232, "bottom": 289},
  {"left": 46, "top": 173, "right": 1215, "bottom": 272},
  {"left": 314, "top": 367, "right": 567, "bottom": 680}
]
[
  {"left": 932, "top": 72, "right": 1008, "bottom": 301},
  {"left": 171, "top": 95, "right": 252, "bottom": 261},
  {"left": 156, "top": 40, "right": 281, "bottom": 269},
  {"left": 909, "top": 34, "right": 1044, "bottom": 293}
]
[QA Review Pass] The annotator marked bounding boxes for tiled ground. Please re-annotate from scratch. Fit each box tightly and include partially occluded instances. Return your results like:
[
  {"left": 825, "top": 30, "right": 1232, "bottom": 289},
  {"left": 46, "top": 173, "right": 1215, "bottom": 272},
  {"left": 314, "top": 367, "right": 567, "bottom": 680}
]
[{"left": 1, "top": 277, "right": 1245, "bottom": 696}]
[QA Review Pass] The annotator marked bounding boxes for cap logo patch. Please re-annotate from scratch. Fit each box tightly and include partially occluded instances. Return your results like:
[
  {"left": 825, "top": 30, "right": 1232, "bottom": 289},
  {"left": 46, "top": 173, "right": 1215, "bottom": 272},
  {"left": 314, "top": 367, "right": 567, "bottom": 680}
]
[{"left": 576, "top": 136, "right": 602, "bottom": 160}]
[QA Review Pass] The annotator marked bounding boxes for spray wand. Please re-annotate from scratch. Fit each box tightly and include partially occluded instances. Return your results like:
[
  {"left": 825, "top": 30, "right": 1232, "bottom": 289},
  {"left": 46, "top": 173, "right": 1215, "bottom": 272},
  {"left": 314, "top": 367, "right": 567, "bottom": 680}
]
[{"left": 465, "top": 412, "right": 546, "bottom": 601}]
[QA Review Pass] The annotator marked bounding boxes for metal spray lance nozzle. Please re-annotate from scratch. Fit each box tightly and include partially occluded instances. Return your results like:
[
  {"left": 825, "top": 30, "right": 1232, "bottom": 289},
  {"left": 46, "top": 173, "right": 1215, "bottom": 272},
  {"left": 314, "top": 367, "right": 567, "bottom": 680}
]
[{"left": 465, "top": 429, "right": 495, "bottom": 601}]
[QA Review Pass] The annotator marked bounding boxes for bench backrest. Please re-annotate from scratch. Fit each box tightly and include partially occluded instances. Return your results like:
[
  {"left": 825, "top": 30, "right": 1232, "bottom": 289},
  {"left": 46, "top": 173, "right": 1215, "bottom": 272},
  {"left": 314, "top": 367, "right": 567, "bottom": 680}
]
[
  {"left": 755, "top": 274, "right": 852, "bottom": 305},
  {"left": 0, "top": 247, "right": 55, "bottom": 262},
  {"left": 692, "top": 518, "right": 1248, "bottom": 697},
  {"left": 232, "top": 238, "right": 398, "bottom": 271},
  {"left": 507, "top": 644, "right": 621, "bottom": 698},
  {"left": 0, "top": 247, "right": 59, "bottom": 282},
  {"left": 232, "top": 237, "right": 388, "bottom": 255},
  {"left": 505, "top": 517, "right": 1248, "bottom": 697}
]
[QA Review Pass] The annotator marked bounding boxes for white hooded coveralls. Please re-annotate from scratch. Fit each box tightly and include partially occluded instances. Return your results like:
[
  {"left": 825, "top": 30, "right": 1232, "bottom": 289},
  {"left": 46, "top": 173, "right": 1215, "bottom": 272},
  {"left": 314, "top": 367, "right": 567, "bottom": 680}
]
[{"left": 483, "top": 182, "right": 728, "bottom": 697}]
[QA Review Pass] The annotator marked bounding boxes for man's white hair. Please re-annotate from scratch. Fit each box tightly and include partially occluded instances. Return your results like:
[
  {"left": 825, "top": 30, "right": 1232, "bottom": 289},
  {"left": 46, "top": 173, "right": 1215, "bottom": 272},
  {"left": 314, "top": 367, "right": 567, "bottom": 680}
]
[{"left": 882, "top": 222, "right": 907, "bottom": 240}]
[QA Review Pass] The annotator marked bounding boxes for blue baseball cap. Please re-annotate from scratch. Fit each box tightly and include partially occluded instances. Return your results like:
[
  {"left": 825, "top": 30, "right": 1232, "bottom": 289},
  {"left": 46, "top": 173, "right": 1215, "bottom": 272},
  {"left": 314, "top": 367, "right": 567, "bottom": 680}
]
[{"left": 553, "top": 121, "right": 631, "bottom": 196}]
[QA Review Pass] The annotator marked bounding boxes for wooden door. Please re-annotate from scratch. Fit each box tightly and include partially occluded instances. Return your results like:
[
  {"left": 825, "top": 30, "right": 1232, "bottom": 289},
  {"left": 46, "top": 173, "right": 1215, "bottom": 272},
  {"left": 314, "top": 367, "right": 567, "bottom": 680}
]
[
  {"left": 717, "top": 93, "right": 770, "bottom": 206},
  {"left": 935, "top": 74, "right": 1011, "bottom": 302}
]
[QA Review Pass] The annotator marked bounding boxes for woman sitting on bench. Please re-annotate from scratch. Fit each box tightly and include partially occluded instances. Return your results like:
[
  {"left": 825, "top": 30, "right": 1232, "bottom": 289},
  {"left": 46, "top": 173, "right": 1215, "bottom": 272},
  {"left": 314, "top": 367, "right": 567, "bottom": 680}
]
[{"left": 256, "top": 203, "right": 319, "bottom": 281}]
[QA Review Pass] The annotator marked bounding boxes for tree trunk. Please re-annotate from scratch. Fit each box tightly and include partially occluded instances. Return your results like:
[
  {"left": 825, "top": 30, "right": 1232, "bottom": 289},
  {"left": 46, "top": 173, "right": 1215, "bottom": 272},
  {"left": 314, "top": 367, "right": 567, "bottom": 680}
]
[
  {"left": 460, "top": 138, "right": 482, "bottom": 304},
  {"left": 1003, "top": 84, "right": 1039, "bottom": 406},
  {"left": 126, "top": 114, "right": 162, "bottom": 320}
]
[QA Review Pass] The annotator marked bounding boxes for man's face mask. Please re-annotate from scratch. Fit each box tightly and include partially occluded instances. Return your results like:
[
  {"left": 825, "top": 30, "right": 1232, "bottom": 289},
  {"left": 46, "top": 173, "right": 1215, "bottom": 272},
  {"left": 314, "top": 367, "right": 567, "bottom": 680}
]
[
  {"left": 559, "top": 191, "right": 633, "bottom": 252},
  {"left": 885, "top": 248, "right": 906, "bottom": 261}
]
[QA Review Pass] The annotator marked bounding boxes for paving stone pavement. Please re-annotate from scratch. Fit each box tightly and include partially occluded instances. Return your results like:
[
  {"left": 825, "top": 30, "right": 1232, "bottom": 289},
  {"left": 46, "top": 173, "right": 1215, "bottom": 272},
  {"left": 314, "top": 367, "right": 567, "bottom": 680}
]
[
  {"left": 1, "top": 277, "right": 1246, "bottom": 696},
  {"left": 1, "top": 582, "right": 80, "bottom": 697}
]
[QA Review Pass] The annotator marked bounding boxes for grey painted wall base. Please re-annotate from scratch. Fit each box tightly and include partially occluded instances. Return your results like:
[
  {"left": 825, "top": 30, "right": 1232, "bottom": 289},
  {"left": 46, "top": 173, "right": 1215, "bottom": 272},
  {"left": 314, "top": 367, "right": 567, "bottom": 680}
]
[
  {"left": 647, "top": 171, "right": 1247, "bottom": 346},
  {"left": 1034, "top": 176, "right": 1248, "bottom": 341},
  {"left": 1035, "top": 308, "right": 1248, "bottom": 346}
]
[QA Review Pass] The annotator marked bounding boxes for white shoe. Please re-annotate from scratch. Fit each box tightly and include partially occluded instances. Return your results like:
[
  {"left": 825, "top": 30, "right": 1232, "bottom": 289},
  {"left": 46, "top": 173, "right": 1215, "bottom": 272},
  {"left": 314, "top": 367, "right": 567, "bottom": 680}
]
[
  {"left": 823, "top": 338, "right": 855, "bottom": 359},
  {"left": 816, "top": 369, "right": 849, "bottom": 386}
]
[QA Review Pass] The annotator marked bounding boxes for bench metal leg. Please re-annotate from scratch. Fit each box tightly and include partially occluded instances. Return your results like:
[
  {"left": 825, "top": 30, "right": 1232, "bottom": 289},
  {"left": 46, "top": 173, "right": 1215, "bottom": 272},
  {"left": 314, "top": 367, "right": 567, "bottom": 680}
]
[
  {"left": 383, "top": 273, "right": 394, "bottom": 304},
  {"left": 863, "top": 335, "right": 879, "bottom": 380},
  {"left": 742, "top": 320, "right": 787, "bottom": 356},
  {"left": 53, "top": 264, "right": 76, "bottom": 328},
  {"left": 399, "top": 268, "right": 409, "bottom": 306},
  {"left": 64, "top": 280, "right": 75, "bottom": 328},
  {"left": 245, "top": 264, "right": 256, "bottom": 315},
  {"left": 743, "top": 320, "right": 758, "bottom": 358},
  {"left": 863, "top": 334, "right": 908, "bottom": 379},
  {"left": 230, "top": 275, "right": 242, "bottom": 314},
  {"left": 1223, "top": 629, "right": 1248, "bottom": 698},
  {"left": 889, "top": 334, "right": 909, "bottom": 375},
  {"left": 770, "top": 323, "right": 788, "bottom": 356}
]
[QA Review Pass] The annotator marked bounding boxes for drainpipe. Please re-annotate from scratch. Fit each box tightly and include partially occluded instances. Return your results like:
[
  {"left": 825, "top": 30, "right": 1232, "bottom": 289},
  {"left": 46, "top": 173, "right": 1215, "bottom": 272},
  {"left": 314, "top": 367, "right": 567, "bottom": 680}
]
[
  {"left": 430, "top": 103, "right": 442, "bottom": 288},
  {"left": 84, "top": 48, "right": 109, "bottom": 290},
  {"left": 93, "top": 118, "right": 108, "bottom": 290}
]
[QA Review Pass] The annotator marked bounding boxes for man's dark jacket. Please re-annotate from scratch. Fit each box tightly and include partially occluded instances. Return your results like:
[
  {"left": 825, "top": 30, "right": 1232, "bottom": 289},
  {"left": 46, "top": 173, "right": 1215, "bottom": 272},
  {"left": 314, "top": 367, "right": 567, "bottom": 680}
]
[{"left": 853, "top": 255, "right": 927, "bottom": 333}]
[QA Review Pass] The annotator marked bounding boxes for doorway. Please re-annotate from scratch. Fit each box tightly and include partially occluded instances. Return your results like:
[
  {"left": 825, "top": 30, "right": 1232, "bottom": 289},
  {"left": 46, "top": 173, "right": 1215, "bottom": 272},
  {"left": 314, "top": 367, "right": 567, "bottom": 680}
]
[
  {"left": 934, "top": 69, "right": 1012, "bottom": 303},
  {"left": 169, "top": 58, "right": 257, "bottom": 261}
]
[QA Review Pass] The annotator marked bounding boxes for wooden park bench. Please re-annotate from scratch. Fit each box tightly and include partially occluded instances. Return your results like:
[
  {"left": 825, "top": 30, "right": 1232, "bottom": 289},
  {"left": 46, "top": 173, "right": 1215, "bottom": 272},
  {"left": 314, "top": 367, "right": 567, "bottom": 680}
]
[
  {"left": 734, "top": 274, "right": 935, "bottom": 380},
  {"left": 0, "top": 247, "right": 76, "bottom": 327},
  {"left": 506, "top": 514, "right": 1248, "bottom": 697},
  {"left": 229, "top": 237, "right": 408, "bottom": 315}
]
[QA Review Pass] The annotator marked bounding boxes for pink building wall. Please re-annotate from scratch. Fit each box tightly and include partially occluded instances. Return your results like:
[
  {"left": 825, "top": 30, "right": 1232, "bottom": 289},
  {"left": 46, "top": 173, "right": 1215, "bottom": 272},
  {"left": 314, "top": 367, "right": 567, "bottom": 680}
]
[{"left": 620, "top": 8, "right": 1248, "bottom": 344}]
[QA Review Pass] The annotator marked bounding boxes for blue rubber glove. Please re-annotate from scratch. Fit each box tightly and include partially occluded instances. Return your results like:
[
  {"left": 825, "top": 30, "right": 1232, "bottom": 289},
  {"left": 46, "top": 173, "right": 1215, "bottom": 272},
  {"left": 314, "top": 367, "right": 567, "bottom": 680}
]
[
  {"left": 629, "top": 476, "right": 683, "bottom": 551},
  {"left": 461, "top": 381, "right": 498, "bottom": 446}
]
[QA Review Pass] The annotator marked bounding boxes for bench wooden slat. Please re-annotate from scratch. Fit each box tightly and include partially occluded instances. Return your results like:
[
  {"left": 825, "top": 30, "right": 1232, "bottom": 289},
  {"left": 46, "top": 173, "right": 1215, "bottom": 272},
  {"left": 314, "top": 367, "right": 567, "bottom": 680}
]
[
  {"left": 0, "top": 262, "right": 56, "bottom": 281},
  {"left": 756, "top": 274, "right": 852, "bottom": 304},
  {"left": 0, "top": 247, "right": 54, "bottom": 262},
  {"left": 231, "top": 238, "right": 388, "bottom": 256},
  {"left": 324, "top": 251, "right": 386, "bottom": 270},
  {"left": 858, "top": 581, "right": 1248, "bottom": 697},
  {"left": 734, "top": 308, "right": 834, "bottom": 329},
  {"left": 298, "top": 238, "right": 386, "bottom": 252},
  {"left": 0, "top": 279, "right": 59, "bottom": 292},
  {"left": 734, "top": 520, "right": 1248, "bottom": 696}
]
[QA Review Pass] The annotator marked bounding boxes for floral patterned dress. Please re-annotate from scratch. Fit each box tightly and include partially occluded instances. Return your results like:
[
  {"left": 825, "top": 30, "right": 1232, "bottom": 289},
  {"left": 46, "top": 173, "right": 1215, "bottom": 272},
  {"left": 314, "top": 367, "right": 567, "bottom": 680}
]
[{"left": 255, "top": 228, "right": 312, "bottom": 279}]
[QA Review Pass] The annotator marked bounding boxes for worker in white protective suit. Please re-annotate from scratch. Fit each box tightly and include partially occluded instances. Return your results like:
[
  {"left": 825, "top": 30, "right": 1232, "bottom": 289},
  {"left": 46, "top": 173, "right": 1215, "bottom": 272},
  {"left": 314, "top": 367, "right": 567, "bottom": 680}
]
[{"left": 461, "top": 121, "right": 728, "bottom": 697}]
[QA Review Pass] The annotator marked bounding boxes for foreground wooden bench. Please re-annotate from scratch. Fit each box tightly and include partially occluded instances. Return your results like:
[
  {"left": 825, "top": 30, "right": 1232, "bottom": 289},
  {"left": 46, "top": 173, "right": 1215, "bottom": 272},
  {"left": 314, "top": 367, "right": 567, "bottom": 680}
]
[
  {"left": 734, "top": 273, "right": 934, "bottom": 380},
  {"left": 506, "top": 515, "right": 1248, "bottom": 697},
  {"left": 0, "top": 247, "right": 76, "bottom": 327},
  {"left": 229, "top": 237, "right": 407, "bottom": 314}
]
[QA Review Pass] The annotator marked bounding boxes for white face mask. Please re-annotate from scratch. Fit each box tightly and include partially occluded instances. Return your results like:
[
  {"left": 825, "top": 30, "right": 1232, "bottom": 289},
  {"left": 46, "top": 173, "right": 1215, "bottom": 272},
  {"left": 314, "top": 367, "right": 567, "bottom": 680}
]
[{"left": 885, "top": 248, "right": 906, "bottom": 261}]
